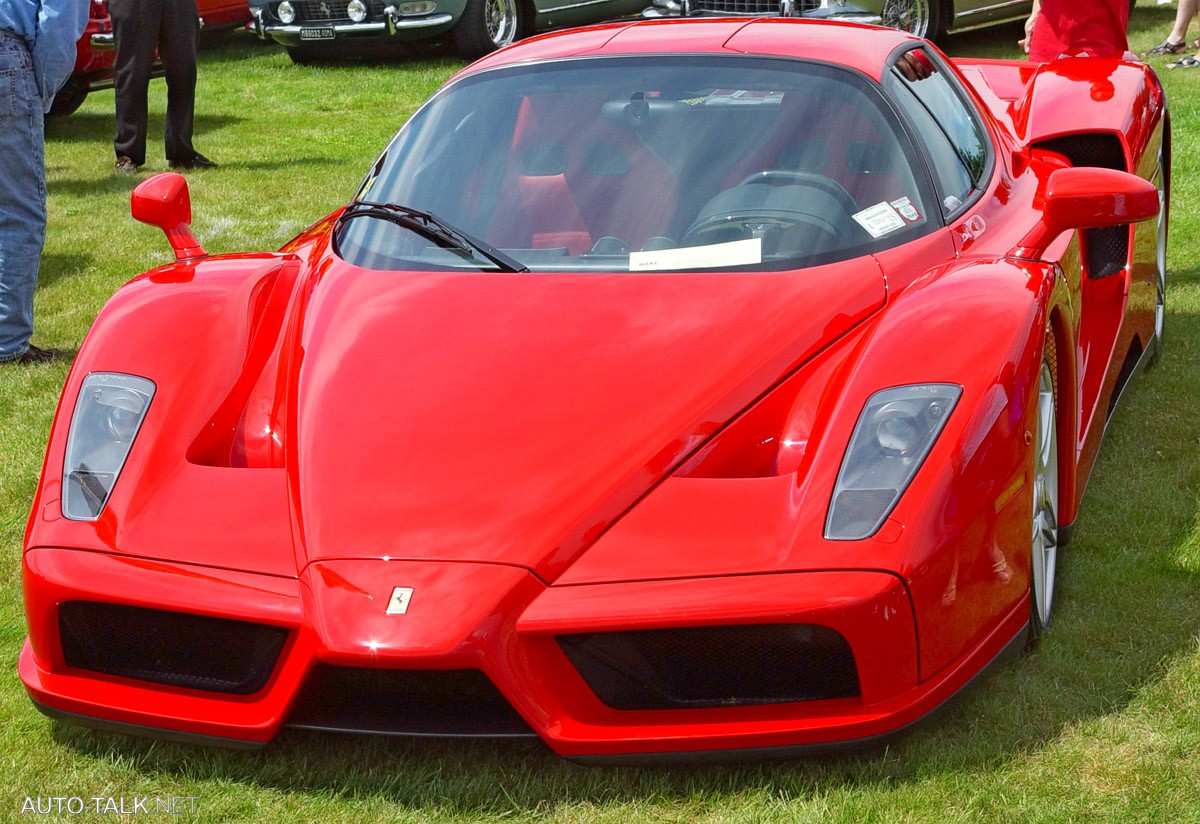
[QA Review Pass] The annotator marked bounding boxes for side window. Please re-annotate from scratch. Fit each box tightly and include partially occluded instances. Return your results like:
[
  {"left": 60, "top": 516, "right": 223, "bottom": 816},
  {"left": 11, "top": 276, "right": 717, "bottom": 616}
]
[{"left": 888, "top": 48, "right": 989, "bottom": 217}]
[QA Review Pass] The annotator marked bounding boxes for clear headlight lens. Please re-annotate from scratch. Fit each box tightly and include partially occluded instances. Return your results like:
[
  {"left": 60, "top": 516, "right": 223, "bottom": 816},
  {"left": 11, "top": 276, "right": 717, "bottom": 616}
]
[
  {"left": 62, "top": 373, "right": 156, "bottom": 521},
  {"left": 277, "top": 1, "right": 295, "bottom": 24},
  {"left": 825, "top": 383, "right": 961, "bottom": 541},
  {"left": 348, "top": 0, "right": 368, "bottom": 21}
]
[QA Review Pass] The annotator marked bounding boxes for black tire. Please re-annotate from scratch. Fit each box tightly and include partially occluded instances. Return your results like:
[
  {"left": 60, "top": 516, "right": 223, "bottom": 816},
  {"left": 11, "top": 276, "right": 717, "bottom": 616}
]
[
  {"left": 47, "top": 78, "right": 88, "bottom": 118},
  {"left": 881, "top": 0, "right": 945, "bottom": 41},
  {"left": 452, "top": 0, "right": 525, "bottom": 60},
  {"left": 1028, "top": 332, "right": 1059, "bottom": 644}
]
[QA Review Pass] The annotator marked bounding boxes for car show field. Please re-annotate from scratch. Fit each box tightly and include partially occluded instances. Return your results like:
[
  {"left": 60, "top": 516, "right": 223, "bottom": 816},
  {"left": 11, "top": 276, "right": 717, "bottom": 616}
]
[{"left": 3, "top": 7, "right": 1200, "bottom": 820}]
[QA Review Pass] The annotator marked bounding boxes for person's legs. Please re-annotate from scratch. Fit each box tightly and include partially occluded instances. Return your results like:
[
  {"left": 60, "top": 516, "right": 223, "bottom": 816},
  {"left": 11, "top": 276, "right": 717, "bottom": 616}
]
[
  {"left": 111, "top": 0, "right": 162, "bottom": 166},
  {"left": 1150, "top": 0, "right": 1199, "bottom": 48},
  {"left": 0, "top": 33, "right": 47, "bottom": 362},
  {"left": 160, "top": 0, "right": 199, "bottom": 164},
  {"left": 1169, "top": 0, "right": 1199, "bottom": 40}
]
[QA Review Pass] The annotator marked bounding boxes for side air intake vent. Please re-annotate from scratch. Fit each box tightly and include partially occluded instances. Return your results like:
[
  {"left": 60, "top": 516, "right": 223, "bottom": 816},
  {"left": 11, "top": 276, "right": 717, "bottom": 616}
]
[
  {"left": 59, "top": 601, "right": 288, "bottom": 695},
  {"left": 1033, "top": 133, "right": 1129, "bottom": 279},
  {"left": 558, "top": 623, "right": 859, "bottom": 710}
]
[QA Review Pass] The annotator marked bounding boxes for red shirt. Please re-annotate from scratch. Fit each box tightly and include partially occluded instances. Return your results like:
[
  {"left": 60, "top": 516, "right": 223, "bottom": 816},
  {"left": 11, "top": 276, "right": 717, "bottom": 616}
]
[{"left": 1028, "top": 0, "right": 1129, "bottom": 61}]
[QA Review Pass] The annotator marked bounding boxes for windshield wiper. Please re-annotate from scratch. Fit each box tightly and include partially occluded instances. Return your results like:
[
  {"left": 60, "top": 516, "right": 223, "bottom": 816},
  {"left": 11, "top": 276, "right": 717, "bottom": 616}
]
[{"left": 340, "top": 201, "right": 529, "bottom": 273}]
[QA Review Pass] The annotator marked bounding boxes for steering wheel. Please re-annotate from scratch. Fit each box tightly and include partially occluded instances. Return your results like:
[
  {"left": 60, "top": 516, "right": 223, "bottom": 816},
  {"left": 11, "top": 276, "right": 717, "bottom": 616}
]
[
  {"left": 681, "top": 171, "right": 859, "bottom": 251},
  {"left": 735, "top": 170, "right": 859, "bottom": 215},
  {"left": 682, "top": 208, "right": 821, "bottom": 249}
]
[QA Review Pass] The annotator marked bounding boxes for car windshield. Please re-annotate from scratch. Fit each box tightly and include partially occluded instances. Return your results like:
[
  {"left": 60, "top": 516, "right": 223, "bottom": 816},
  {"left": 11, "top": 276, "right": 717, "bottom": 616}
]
[{"left": 339, "top": 55, "right": 933, "bottom": 273}]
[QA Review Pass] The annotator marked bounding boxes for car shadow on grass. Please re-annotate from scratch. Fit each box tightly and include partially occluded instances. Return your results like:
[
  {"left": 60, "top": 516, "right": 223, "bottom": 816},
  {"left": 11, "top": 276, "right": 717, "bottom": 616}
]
[
  {"left": 45, "top": 113, "right": 244, "bottom": 146},
  {"left": 197, "top": 28, "right": 465, "bottom": 68},
  {"left": 43, "top": 284, "right": 1200, "bottom": 813}
]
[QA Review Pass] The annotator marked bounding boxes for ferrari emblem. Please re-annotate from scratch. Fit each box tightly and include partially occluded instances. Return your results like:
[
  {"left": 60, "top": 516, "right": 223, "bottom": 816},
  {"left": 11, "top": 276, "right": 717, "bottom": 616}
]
[
  {"left": 386, "top": 587, "right": 414, "bottom": 615},
  {"left": 319, "top": 1, "right": 331, "bottom": 15}
]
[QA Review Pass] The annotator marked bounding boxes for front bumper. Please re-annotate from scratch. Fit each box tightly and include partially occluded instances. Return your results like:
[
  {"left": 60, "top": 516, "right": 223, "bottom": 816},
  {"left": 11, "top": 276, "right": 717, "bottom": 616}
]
[
  {"left": 21, "top": 546, "right": 1028, "bottom": 759},
  {"left": 252, "top": 7, "right": 455, "bottom": 45}
]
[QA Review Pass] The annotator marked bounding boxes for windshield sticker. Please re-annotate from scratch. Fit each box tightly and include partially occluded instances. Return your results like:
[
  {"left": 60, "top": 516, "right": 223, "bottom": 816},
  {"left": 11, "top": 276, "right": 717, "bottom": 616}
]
[
  {"left": 853, "top": 202, "right": 907, "bottom": 238},
  {"left": 629, "top": 237, "right": 762, "bottom": 271},
  {"left": 890, "top": 196, "right": 922, "bottom": 222}
]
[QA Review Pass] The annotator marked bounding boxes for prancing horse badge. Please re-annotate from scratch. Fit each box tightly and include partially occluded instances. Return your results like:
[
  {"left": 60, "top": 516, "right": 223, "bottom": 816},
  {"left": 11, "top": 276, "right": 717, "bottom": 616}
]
[{"left": 386, "top": 587, "right": 414, "bottom": 615}]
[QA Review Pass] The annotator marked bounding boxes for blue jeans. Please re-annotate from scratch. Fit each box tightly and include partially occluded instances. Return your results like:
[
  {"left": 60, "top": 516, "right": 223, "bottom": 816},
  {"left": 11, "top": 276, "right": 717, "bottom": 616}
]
[{"left": 0, "top": 29, "right": 46, "bottom": 362}]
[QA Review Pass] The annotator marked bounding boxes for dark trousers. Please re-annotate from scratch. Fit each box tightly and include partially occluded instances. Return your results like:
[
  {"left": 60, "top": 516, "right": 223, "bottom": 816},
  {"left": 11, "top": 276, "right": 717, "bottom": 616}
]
[{"left": 110, "top": 0, "right": 200, "bottom": 165}]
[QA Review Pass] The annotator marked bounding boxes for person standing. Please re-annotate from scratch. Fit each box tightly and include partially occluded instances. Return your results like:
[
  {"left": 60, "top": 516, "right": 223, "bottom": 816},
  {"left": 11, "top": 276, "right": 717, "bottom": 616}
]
[
  {"left": 1143, "top": 0, "right": 1199, "bottom": 56},
  {"left": 0, "top": 0, "right": 89, "bottom": 365},
  {"left": 1020, "top": 0, "right": 1131, "bottom": 61},
  {"left": 110, "top": 0, "right": 215, "bottom": 172}
]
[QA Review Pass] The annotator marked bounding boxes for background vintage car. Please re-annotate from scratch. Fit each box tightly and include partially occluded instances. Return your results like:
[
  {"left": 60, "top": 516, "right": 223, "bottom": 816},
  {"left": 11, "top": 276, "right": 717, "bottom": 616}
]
[
  {"left": 50, "top": 0, "right": 252, "bottom": 117},
  {"left": 249, "top": 0, "right": 650, "bottom": 62},
  {"left": 642, "top": 0, "right": 1136, "bottom": 44}
]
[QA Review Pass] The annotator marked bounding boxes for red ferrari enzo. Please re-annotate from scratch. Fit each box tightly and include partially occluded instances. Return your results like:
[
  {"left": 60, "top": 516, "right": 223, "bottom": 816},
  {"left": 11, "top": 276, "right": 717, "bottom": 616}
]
[{"left": 20, "top": 20, "right": 1167, "bottom": 762}]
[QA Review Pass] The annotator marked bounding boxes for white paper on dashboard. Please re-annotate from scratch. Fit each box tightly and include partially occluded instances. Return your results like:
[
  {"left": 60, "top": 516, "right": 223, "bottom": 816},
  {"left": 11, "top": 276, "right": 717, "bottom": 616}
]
[{"left": 629, "top": 237, "right": 762, "bottom": 271}]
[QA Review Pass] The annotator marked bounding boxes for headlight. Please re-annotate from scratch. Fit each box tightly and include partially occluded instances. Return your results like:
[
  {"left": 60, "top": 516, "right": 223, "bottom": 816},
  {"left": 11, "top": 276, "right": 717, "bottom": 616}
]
[
  {"left": 825, "top": 383, "right": 961, "bottom": 541},
  {"left": 276, "top": 1, "right": 295, "bottom": 24},
  {"left": 62, "top": 373, "right": 156, "bottom": 521},
  {"left": 348, "top": 0, "right": 368, "bottom": 21}
]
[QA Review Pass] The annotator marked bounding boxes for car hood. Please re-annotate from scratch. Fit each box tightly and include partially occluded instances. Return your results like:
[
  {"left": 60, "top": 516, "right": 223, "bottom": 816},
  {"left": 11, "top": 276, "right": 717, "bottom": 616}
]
[{"left": 293, "top": 256, "right": 885, "bottom": 580}]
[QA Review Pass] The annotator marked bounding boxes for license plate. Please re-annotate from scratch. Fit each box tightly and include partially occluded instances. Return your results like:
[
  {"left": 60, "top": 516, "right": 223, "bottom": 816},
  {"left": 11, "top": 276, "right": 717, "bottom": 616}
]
[{"left": 300, "top": 26, "right": 335, "bottom": 40}]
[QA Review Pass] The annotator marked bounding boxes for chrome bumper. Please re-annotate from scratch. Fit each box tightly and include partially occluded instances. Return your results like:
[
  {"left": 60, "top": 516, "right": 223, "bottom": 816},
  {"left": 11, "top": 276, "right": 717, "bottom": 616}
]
[{"left": 253, "top": 6, "right": 454, "bottom": 39}]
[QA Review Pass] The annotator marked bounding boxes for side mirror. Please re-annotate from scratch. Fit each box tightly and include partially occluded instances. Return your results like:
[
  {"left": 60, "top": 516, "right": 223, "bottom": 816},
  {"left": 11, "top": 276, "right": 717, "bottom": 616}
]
[
  {"left": 1012, "top": 166, "right": 1159, "bottom": 260},
  {"left": 130, "top": 173, "right": 208, "bottom": 261}
]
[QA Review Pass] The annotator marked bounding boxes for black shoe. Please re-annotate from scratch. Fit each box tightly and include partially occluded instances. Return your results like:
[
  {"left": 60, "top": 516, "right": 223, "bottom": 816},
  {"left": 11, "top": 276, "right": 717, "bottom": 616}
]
[
  {"left": 114, "top": 155, "right": 141, "bottom": 174},
  {"left": 169, "top": 153, "right": 217, "bottom": 170},
  {"left": 5, "top": 344, "right": 63, "bottom": 364}
]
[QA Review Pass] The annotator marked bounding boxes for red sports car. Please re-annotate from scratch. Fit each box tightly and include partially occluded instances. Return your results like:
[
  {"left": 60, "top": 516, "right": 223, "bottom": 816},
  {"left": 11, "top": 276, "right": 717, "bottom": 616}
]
[
  {"left": 50, "top": 0, "right": 251, "bottom": 116},
  {"left": 21, "top": 20, "right": 1167, "bottom": 762}
]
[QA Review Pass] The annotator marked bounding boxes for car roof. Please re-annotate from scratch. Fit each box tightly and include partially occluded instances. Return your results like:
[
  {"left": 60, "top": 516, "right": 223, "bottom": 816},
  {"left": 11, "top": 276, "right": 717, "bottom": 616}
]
[{"left": 459, "top": 19, "right": 922, "bottom": 84}]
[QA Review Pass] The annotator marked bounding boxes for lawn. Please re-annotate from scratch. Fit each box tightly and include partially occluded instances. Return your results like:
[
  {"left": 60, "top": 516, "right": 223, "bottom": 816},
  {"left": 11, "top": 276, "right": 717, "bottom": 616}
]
[{"left": 3, "top": 8, "right": 1200, "bottom": 821}]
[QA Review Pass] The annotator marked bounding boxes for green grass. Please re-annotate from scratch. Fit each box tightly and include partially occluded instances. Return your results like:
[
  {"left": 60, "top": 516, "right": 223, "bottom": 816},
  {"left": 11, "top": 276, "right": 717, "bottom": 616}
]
[{"left": 3, "top": 10, "right": 1200, "bottom": 821}]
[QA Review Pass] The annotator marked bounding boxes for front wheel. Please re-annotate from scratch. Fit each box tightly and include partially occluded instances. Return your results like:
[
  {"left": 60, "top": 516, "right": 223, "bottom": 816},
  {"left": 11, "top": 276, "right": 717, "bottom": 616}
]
[
  {"left": 881, "top": 0, "right": 944, "bottom": 41},
  {"left": 47, "top": 77, "right": 88, "bottom": 117},
  {"left": 1150, "top": 139, "right": 1168, "bottom": 367},
  {"left": 452, "top": 0, "right": 525, "bottom": 60},
  {"left": 1029, "top": 341, "right": 1060, "bottom": 641}
]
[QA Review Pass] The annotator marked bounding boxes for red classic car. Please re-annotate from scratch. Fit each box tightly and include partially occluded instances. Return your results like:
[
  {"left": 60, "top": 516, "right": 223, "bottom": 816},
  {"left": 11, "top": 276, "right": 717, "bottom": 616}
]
[
  {"left": 21, "top": 20, "right": 1167, "bottom": 761},
  {"left": 50, "top": 0, "right": 251, "bottom": 116}
]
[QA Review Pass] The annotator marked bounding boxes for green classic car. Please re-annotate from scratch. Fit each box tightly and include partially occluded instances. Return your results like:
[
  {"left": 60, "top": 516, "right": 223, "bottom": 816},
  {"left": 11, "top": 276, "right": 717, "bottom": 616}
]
[
  {"left": 250, "top": 0, "right": 649, "bottom": 62},
  {"left": 640, "top": 0, "right": 1037, "bottom": 43}
]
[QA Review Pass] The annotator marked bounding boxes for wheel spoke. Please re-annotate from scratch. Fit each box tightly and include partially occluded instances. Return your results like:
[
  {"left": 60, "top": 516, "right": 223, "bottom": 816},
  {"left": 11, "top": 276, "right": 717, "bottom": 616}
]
[
  {"left": 881, "top": 0, "right": 929, "bottom": 35},
  {"left": 1031, "top": 361, "right": 1059, "bottom": 629}
]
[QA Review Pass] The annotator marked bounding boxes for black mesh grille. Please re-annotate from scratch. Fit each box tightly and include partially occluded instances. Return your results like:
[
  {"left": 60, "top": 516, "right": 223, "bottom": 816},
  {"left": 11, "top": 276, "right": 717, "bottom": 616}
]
[
  {"left": 1036, "top": 134, "right": 1125, "bottom": 172},
  {"left": 287, "top": 667, "right": 537, "bottom": 737},
  {"left": 59, "top": 601, "right": 289, "bottom": 695},
  {"left": 558, "top": 623, "right": 860, "bottom": 710},
  {"left": 1033, "top": 133, "right": 1129, "bottom": 279},
  {"left": 690, "top": 0, "right": 819, "bottom": 14},
  {"left": 1084, "top": 225, "right": 1128, "bottom": 279}
]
